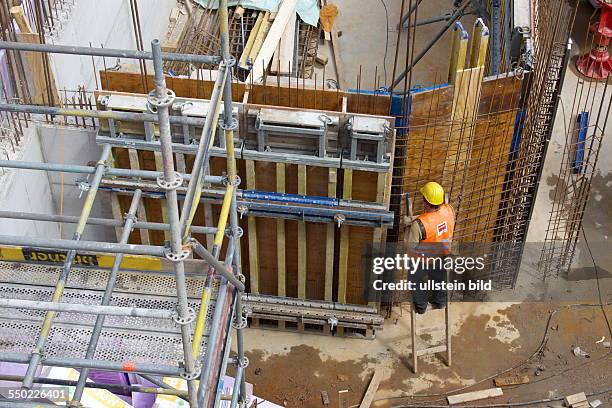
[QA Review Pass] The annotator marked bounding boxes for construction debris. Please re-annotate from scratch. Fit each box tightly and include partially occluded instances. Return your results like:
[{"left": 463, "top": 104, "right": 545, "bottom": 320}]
[
  {"left": 358, "top": 369, "right": 384, "bottom": 408},
  {"left": 321, "top": 390, "right": 330, "bottom": 405},
  {"left": 565, "top": 392, "right": 589, "bottom": 407},
  {"left": 494, "top": 375, "right": 530, "bottom": 387},
  {"left": 572, "top": 346, "right": 590, "bottom": 358},
  {"left": 446, "top": 388, "right": 504, "bottom": 405}
]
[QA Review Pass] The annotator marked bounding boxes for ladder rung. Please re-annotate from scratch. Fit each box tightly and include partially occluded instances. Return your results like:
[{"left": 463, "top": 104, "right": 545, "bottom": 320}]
[{"left": 416, "top": 344, "right": 447, "bottom": 357}]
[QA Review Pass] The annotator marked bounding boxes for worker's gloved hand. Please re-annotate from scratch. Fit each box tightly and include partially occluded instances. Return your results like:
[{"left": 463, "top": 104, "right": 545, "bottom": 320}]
[{"left": 403, "top": 215, "right": 418, "bottom": 225}]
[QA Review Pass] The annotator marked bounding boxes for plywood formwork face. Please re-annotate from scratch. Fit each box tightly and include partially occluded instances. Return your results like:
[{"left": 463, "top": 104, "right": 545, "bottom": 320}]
[
  {"left": 394, "top": 75, "right": 523, "bottom": 289},
  {"left": 100, "top": 72, "right": 394, "bottom": 308}
]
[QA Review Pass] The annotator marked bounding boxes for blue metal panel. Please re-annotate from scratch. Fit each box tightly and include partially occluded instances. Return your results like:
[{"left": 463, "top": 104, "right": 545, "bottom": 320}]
[
  {"left": 242, "top": 190, "right": 339, "bottom": 206},
  {"left": 573, "top": 111, "right": 589, "bottom": 174}
]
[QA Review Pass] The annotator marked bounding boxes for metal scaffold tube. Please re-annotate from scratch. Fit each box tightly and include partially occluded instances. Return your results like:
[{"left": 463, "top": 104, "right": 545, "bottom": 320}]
[
  {"left": 0, "top": 103, "right": 208, "bottom": 126},
  {"left": 198, "top": 0, "right": 244, "bottom": 404},
  {"left": 0, "top": 40, "right": 221, "bottom": 64},
  {"left": 71, "top": 189, "right": 142, "bottom": 404},
  {"left": 191, "top": 239, "right": 245, "bottom": 291},
  {"left": 0, "top": 352, "right": 182, "bottom": 376},
  {"left": 231, "top": 190, "right": 248, "bottom": 406},
  {"left": 0, "top": 235, "right": 167, "bottom": 256},
  {"left": 0, "top": 374, "right": 189, "bottom": 398},
  {"left": 179, "top": 63, "right": 228, "bottom": 239},
  {"left": 0, "top": 297, "right": 174, "bottom": 319},
  {"left": 20, "top": 144, "right": 112, "bottom": 389},
  {"left": 149, "top": 38, "right": 199, "bottom": 407},
  {"left": 0, "top": 210, "right": 217, "bottom": 235},
  {"left": 0, "top": 159, "right": 224, "bottom": 184}
]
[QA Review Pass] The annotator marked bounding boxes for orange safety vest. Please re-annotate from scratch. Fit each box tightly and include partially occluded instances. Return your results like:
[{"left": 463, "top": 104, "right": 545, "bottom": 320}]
[{"left": 415, "top": 204, "right": 455, "bottom": 257}]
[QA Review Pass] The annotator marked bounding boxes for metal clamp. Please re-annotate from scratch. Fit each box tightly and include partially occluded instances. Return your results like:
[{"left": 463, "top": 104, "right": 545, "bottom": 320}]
[
  {"left": 178, "top": 101, "right": 194, "bottom": 114},
  {"left": 147, "top": 89, "right": 176, "bottom": 111},
  {"left": 227, "top": 226, "right": 244, "bottom": 239},
  {"left": 221, "top": 55, "right": 236, "bottom": 68},
  {"left": 123, "top": 213, "right": 137, "bottom": 223},
  {"left": 173, "top": 307, "right": 196, "bottom": 325},
  {"left": 232, "top": 312, "right": 248, "bottom": 329},
  {"left": 319, "top": 114, "right": 334, "bottom": 126},
  {"left": 237, "top": 205, "right": 248, "bottom": 219},
  {"left": 220, "top": 117, "right": 239, "bottom": 131},
  {"left": 164, "top": 246, "right": 191, "bottom": 262},
  {"left": 99, "top": 95, "right": 110, "bottom": 107},
  {"left": 334, "top": 214, "right": 346, "bottom": 228},
  {"left": 222, "top": 174, "right": 241, "bottom": 187},
  {"left": 156, "top": 172, "right": 184, "bottom": 191},
  {"left": 237, "top": 356, "right": 249, "bottom": 368},
  {"left": 178, "top": 359, "right": 202, "bottom": 380}
]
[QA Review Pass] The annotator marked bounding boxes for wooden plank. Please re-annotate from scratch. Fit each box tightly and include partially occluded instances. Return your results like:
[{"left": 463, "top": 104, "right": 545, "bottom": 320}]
[
  {"left": 11, "top": 6, "right": 59, "bottom": 106},
  {"left": 246, "top": 159, "right": 260, "bottom": 328},
  {"left": 565, "top": 392, "right": 588, "bottom": 406},
  {"left": 448, "top": 22, "right": 468, "bottom": 84},
  {"left": 297, "top": 165, "right": 307, "bottom": 300},
  {"left": 324, "top": 168, "right": 337, "bottom": 302},
  {"left": 248, "top": 12, "right": 273, "bottom": 68},
  {"left": 128, "top": 149, "right": 150, "bottom": 245},
  {"left": 108, "top": 151, "right": 124, "bottom": 242},
  {"left": 14, "top": 34, "right": 58, "bottom": 106},
  {"left": 416, "top": 344, "right": 447, "bottom": 357},
  {"left": 277, "top": 11, "right": 297, "bottom": 75},
  {"left": 338, "top": 390, "right": 349, "bottom": 408},
  {"left": 247, "top": 0, "right": 297, "bottom": 84},
  {"left": 10, "top": 5, "right": 32, "bottom": 32},
  {"left": 162, "top": 7, "right": 189, "bottom": 52},
  {"left": 337, "top": 169, "right": 352, "bottom": 305},
  {"left": 358, "top": 369, "right": 385, "bottom": 408},
  {"left": 276, "top": 162, "right": 286, "bottom": 329},
  {"left": 246, "top": 160, "right": 259, "bottom": 294},
  {"left": 239, "top": 11, "right": 264, "bottom": 69},
  {"left": 470, "top": 19, "right": 490, "bottom": 68},
  {"left": 493, "top": 375, "right": 530, "bottom": 387},
  {"left": 447, "top": 388, "right": 503, "bottom": 405}
]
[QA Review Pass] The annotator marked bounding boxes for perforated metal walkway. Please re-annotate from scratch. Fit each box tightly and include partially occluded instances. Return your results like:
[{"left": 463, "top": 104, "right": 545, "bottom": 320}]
[{"left": 0, "top": 261, "right": 215, "bottom": 366}]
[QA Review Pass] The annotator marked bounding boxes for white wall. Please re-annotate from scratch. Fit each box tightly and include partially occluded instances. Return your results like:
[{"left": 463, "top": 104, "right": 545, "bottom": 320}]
[
  {"left": 0, "top": 127, "right": 60, "bottom": 239},
  {"left": 49, "top": 0, "right": 176, "bottom": 91},
  {"left": 37, "top": 125, "right": 116, "bottom": 242}
]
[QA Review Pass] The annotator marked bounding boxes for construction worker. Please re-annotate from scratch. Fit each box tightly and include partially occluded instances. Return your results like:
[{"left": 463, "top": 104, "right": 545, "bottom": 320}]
[{"left": 404, "top": 182, "right": 455, "bottom": 314}]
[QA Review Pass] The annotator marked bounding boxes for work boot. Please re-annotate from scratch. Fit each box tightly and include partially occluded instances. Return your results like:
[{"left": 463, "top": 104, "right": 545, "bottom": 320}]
[{"left": 413, "top": 302, "right": 427, "bottom": 314}]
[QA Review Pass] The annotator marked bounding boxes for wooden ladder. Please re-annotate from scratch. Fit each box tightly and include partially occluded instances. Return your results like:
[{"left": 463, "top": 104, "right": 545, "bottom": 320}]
[{"left": 410, "top": 302, "right": 451, "bottom": 373}]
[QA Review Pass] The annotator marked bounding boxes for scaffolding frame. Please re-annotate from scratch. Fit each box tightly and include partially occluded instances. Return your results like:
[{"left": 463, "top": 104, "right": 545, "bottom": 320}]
[{"left": 0, "top": 0, "right": 248, "bottom": 406}]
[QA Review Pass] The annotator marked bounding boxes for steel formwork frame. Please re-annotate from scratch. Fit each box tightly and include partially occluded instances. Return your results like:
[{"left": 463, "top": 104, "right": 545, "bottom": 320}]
[{"left": 0, "top": 0, "right": 247, "bottom": 405}]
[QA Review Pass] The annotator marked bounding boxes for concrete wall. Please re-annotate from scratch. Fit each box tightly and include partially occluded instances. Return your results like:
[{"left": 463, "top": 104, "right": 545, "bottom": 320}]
[
  {"left": 0, "top": 127, "right": 60, "bottom": 239},
  {"left": 37, "top": 125, "right": 116, "bottom": 242},
  {"left": 50, "top": 0, "right": 176, "bottom": 91}
]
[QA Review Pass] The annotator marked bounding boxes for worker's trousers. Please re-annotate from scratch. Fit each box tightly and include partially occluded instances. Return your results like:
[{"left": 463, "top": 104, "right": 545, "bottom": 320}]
[{"left": 411, "top": 258, "right": 448, "bottom": 314}]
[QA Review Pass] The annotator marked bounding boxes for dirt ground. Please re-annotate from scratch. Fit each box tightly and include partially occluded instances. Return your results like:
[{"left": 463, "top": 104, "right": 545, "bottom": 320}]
[{"left": 233, "top": 302, "right": 611, "bottom": 407}]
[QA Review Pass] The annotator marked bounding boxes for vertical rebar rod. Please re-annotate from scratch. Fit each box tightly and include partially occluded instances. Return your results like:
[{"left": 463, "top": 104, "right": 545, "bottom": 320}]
[
  {"left": 71, "top": 189, "right": 143, "bottom": 403},
  {"left": 149, "top": 39, "right": 198, "bottom": 407},
  {"left": 21, "top": 143, "right": 112, "bottom": 389}
]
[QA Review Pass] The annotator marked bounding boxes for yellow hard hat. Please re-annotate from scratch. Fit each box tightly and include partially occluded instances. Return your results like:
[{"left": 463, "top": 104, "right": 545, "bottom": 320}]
[{"left": 420, "top": 182, "right": 444, "bottom": 205}]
